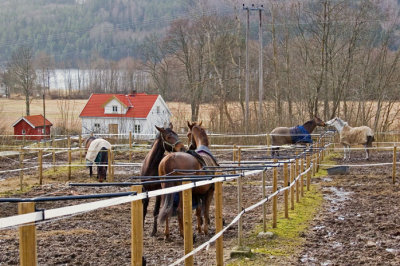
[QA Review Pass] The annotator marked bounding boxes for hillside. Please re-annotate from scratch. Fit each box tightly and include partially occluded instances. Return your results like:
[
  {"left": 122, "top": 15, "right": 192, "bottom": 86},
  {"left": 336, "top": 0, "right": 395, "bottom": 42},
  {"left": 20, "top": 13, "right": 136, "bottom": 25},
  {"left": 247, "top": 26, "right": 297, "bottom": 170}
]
[{"left": 0, "top": 0, "right": 223, "bottom": 66}]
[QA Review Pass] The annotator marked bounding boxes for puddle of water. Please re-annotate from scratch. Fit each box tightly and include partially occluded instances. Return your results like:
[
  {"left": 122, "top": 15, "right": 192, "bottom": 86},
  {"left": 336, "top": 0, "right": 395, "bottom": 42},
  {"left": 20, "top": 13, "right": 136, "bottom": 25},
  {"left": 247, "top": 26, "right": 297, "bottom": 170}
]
[
  {"left": 300, "top": 254, "right": 317, "bottom": 263},
  {"left": 325, "top": 187, "right": 353, "bottom": 206},
  {"left": 313, "top": 225, "right": 326, "bottom": 230},
  {"left": 386, "top": 248, "right": 400, "bottom": 254},
  {"left": 332, "top": 242, "right": 342, "bottom": 249}
]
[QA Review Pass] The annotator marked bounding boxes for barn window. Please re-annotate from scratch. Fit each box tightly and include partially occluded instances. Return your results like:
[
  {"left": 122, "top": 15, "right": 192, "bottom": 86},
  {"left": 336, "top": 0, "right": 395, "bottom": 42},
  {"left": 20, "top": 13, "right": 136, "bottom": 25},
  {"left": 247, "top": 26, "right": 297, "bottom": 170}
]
[
  {"left": 112, "top": 105, "right": 118, "bottom": 112},
  {"left": 135, "top": 125, "right": 141, "bottom": 133},
  {"left": 22, "top": 129, "right": 26, "bottom": 135},
  {"left": 157, "top": 106, "right": 160, "bottom": 114}
]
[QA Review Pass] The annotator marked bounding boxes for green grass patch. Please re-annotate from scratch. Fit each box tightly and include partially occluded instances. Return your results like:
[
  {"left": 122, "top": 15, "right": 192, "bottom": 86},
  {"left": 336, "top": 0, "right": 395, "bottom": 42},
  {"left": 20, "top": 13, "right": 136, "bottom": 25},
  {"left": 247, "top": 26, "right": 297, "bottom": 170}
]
[
  {"left": 228, "top": 185, "right": 324, "bottom": 265},
  {"left": 314, "top": 152, "right": 341, "bottom": 177}
]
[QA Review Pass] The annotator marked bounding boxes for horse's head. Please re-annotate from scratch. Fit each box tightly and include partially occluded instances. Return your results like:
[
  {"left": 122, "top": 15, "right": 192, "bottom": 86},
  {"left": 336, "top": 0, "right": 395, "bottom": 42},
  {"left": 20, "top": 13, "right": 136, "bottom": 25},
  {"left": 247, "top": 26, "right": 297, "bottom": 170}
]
[
  {"left": 314, "top": 116, "right": 326, "bottom": 127},
  {"left": 326, "top": 117, "right": 341, "bottom": 126},
  {"left": 155, "top": 123, "right": 186, "bottom": 152},
  {"left": 83, "top": 136, "right": 96, "bottom": 149},
  {"left": 187, "top": 121, "right": 208, "bottom": 150}
]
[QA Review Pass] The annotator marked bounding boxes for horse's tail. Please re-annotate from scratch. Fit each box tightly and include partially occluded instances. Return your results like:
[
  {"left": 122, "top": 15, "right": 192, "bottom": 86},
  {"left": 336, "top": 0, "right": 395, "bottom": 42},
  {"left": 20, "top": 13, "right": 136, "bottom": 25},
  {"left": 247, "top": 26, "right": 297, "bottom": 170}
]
[
  {"left": 158, "top": 192, "right": 174, "bottom": 224},
  {"left": 366, "top": 135, "right": 374, "bottom": 147}
]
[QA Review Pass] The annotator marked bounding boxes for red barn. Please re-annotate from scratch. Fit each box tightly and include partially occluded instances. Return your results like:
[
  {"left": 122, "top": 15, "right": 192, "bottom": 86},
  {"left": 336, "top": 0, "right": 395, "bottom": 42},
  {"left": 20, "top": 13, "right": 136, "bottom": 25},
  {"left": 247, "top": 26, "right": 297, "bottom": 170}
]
[{"left": 12, "top": 115, "right": 53, "bottom": 140}]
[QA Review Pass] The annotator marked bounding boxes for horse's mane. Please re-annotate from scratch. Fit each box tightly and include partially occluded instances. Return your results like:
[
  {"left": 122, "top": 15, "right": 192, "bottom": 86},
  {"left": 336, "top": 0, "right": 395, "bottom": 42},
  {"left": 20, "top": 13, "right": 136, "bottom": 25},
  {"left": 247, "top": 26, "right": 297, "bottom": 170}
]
[
  {"left": 303, "top": 120, "right": 314, "bottom": 127},
  {"left": 193, "top": 126, "right": 209, "bottom": 147},
  {"left": 83, "top": 136, "right": 96, "bottom": 147}
]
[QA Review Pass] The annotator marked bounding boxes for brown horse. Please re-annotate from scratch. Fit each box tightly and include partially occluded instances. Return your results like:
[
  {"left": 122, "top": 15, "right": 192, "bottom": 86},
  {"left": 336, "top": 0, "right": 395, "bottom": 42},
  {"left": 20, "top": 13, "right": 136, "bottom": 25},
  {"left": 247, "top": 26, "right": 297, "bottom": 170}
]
[
  {"left": 84, "top": 136, "right": 111, "bottom": 182},
  {"left": 158, "top": 122, "right": 217, "bottom": 239},
  {"left": 140, "top": 123, "right": 186, "bottom": 236},
  {"left": 270, "top": 116, "right": 326, "bottom": 156}
]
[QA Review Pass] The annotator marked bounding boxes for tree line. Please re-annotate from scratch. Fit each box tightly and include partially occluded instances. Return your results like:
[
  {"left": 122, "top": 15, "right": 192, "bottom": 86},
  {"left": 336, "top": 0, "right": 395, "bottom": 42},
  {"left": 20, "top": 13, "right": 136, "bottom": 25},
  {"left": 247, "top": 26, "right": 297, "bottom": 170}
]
[{"left": 1, "top": 0, "right": 399, "bottom": 133}]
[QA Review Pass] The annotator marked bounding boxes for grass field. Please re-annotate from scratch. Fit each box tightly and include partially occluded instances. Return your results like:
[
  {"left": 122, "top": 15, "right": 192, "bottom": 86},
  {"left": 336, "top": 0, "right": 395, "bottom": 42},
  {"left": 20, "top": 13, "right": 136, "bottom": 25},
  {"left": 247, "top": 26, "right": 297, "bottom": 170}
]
[{"left": 0, "top": 98, "right": 216, "bottom": 134}]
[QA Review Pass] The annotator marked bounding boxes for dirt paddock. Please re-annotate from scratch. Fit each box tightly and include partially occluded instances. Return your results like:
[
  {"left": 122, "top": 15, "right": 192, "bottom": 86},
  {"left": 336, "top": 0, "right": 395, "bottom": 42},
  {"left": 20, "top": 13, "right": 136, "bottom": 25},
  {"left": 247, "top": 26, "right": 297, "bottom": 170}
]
[{"left": 0, "top": 149, "right": 399, "bottom": 265}]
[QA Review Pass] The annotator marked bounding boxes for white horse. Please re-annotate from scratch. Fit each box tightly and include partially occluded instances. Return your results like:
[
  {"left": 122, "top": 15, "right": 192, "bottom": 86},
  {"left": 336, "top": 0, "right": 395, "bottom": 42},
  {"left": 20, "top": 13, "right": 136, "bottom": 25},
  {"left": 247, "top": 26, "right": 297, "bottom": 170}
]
[{"left": 326, "top": 117, "right": 374, "bottom": 160}]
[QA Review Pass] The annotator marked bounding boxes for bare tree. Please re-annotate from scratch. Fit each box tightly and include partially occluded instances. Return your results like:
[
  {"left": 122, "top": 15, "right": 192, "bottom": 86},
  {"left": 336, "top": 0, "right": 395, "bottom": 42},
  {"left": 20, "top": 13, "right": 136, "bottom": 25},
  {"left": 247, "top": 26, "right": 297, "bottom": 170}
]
[{"left": 7, "top": 46, "right": 36, "bottom": 115}]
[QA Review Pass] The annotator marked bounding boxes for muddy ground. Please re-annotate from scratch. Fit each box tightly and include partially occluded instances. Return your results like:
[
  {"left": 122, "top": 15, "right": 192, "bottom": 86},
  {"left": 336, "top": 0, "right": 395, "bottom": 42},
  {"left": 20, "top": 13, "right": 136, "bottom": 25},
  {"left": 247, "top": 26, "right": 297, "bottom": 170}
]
[
  {"left": 296, "top": 150, "right": 400, "bottom": 265},
  {"left": 0, "top": 149, "right": 399, "bottom": 265}
]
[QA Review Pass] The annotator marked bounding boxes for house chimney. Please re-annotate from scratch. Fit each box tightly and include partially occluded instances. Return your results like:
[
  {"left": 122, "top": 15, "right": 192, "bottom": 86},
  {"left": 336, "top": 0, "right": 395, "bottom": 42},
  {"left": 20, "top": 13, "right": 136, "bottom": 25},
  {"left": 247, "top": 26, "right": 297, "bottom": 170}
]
[{"left": 130, "top": 89, "right": 137, "bottom": 96}]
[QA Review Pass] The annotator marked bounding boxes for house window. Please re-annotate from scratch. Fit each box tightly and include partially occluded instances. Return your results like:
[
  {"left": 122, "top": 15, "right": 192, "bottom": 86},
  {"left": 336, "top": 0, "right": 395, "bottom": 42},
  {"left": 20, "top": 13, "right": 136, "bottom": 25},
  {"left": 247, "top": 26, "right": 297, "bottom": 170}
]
[
  {"left": 134, "top": 125, "right": 141, "bottom": 133},
  {"left": 157, "top": 106, "right": 160, "bottom": 114},
  {"left": 94, "top": 123, "right": 100, "bottom": 132},
  {"left": 112, "top": 105, "right": 118, "bottom": 112},
  {"left": 22, "top": 129, "right": 26, "bottom": 135},
  {"left": 42, "top": 128, "right": 45, "bottom": 134}
]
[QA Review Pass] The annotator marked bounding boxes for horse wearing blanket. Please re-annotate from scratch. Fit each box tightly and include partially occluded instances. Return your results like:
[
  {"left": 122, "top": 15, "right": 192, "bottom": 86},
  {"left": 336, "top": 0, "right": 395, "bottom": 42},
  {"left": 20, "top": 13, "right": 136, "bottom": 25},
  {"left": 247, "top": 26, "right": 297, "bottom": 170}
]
[
  {"left": 326, "top": 117, "right": 374, "bottom": 160},
  {"left": 270, "top": 117, "right": 326, "bottom": 156},
  {"left": 85, "top": 137, "right": 111, "bottom": 182}
]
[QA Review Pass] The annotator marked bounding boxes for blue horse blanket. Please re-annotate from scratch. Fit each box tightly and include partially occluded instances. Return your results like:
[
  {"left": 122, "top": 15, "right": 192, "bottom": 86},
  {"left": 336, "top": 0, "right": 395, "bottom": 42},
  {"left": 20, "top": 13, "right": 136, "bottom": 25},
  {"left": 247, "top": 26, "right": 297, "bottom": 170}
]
[{"left": 290, "top": 126, "right": 312, "bottom": 144}]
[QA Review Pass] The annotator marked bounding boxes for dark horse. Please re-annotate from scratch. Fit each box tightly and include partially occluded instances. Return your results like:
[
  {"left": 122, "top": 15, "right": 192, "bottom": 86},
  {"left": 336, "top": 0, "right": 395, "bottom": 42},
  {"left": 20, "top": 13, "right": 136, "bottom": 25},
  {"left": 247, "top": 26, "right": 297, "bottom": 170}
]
[
  {"left": 84, "top": 136, "right": 111, "bottom": 182},
  {"left": 270, "top": 116, "right": 326, "bottom": 156},
  {"left": 158, "top": 122, "right": 217, "bottom": 239},
  {"left": 140, "top": 124, "right": 186, "bottom": 236}
]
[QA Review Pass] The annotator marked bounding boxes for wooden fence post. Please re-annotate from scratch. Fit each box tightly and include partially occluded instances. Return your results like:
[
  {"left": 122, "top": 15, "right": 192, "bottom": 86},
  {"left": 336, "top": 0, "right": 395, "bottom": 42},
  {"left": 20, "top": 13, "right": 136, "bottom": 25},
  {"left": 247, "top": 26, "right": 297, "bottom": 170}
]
[
  {"left": 53, "top": 149, "right": 56, "bottom": 173},
  {"left": 129, "top": 131, "right": 132, "bottom": 162},
  {"left": 68, "top": 149, "right": 72, "bottom": 180},
  {"left": 79, "top": 135, "right": 82, "bottom": 163},
  {"left": 38, "top": 150, "right": 43, "bottom": 185},
  {"left": 183, "top": 181, "right": 193, "bottom": 266},
  {"left": 262, "top": 169, "right": 267, "bottom": 232},
  {"left": 272, "top": 159, "right": 278, "bottom": 228},
  {"left": 215, "top": 181, "right": 223, "bottom": 266},
  {"left": 111, "top": 149, "right": 115, "bottom": 179},
  {"left": 290, "top": 161, "right": 295, "bottom": 210},
  {"left": 300, "top": 156, "right": 304, "bottom": 197},
  {"left": 19, "top": 148, "right": 24, "bottom": 191},
  {"left": 18, "top": 202, "right": 37, "bottom": 266},
  {"left": 306, "top": 155, "right": 311, "bottom": 191},
  {"left": 295, "top": 157, "right": 299, "bottom": 203},
  {"left": 393, "top": 145, "right": 397, "bottom": 184},
  {"left": 284, "top": 163, "right": 289, "bottom": 219},
  {"left": 131, "top": 185, "right": 143, "bottom": 266},
  {"left": 238, "top": 147, "right": 241, "bottom": 167},
  {"left": 237, "top": 173, "right": 243, "bottom": 247},
  {"left": 108, "top": 149, "right": 113, "bottom": 182}
]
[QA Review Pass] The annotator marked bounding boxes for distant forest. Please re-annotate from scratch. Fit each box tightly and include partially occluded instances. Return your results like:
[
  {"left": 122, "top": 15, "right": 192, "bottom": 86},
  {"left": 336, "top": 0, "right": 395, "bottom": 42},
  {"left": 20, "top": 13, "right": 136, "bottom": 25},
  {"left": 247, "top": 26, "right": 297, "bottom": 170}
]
[
  {"left": 1, "top": 0, "right": 400, "bottom": 133},
  {"left": 0, "top": 0, "right": 211, "bottom": 65}
]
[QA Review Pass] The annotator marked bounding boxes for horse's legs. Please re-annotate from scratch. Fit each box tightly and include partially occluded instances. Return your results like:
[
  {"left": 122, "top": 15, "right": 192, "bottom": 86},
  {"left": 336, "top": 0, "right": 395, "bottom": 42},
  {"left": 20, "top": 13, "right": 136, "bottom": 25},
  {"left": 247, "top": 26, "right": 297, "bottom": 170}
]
[
  {"left": 347, "top": 145, "right": 351, "bottom": 160},
  {"left": 164, "top": 216, "right": 170, "bottom": 239},
  {"left": 151, "top": 195, "right": 161, "bottom": 236},
  {"left": 203, "top": 188, "right": 214, "bottom": 235},
  {"left": 272, "top": 147, "right": 279, "bottom": 158},
  {"left": 143, "top": 197, "right": 149, "bottom": 224},
  {"left": 177, "top": 192, "right": 184, "bottom": 238},
  {"left": 364, "top": 144, "right": 369, "bottom": 160},
  {"left": 195, "top": 206, "right": 202, "bottom": 234}
]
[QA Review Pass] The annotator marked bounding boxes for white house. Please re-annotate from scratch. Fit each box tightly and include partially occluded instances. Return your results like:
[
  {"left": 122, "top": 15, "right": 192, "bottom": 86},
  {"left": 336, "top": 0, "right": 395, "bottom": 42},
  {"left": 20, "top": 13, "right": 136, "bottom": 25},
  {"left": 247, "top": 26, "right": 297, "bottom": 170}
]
[{"left": 79, "top": 92, "right": 171, "bottom": 139}]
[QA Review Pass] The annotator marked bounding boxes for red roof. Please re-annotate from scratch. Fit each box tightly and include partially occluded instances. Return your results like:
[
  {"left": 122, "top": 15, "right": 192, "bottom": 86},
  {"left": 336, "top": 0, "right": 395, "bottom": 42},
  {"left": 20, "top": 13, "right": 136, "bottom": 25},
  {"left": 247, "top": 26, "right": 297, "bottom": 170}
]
[
  {"left": 12, "top": 115, "right": 53, "bottom": 128},
  {"left": 79, "top": 93, "right": 160, "bottom": 118}
]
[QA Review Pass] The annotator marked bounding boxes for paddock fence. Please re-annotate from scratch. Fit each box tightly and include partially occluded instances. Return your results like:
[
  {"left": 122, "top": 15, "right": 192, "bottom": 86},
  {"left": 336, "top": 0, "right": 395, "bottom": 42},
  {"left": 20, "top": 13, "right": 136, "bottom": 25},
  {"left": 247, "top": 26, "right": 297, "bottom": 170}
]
[{"left": 0, "top": 130, "right": 398, "bottom": 265}]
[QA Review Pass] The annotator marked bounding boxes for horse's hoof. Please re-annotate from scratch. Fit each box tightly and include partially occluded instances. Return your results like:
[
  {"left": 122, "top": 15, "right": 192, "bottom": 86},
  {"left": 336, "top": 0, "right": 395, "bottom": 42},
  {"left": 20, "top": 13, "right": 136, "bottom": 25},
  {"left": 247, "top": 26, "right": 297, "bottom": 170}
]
[{"left": 151, "top": 231, "right": 157, "bottom": 237}]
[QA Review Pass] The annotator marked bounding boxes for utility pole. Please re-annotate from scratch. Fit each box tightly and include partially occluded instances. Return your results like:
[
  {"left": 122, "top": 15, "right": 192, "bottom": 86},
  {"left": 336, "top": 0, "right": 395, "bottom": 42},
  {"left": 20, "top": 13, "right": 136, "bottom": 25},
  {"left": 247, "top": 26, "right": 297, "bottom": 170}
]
[
  {"left": 243, "top": 4, "right": 264, "bottom": 133},
  {"left": 258, "top": 6, "right": 264, "bottom": 131},
  {"left": 244, "top": 4, "right": 250, "bottom": 134}
]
